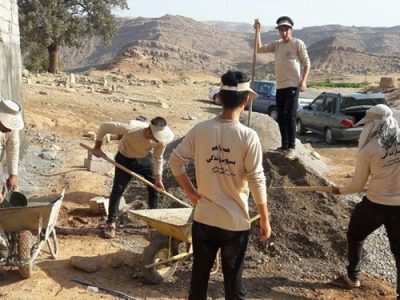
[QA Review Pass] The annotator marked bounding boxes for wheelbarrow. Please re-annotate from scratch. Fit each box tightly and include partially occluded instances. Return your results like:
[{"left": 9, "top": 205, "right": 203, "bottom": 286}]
[
  {"left": 129, "top": 208, "right": 193, "bottom": 284},
  {"left": 0, "top": 190, "right": 64, "bottom": 278}
]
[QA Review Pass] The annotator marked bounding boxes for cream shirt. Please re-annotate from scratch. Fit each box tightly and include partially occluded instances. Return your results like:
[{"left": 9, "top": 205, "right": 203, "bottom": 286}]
[
  {"left": 168, "top": 117, "right": 267, "bottom": 231},
  {"left": 0, "top": 130, "right": 19, "bottom": 176},
  {"left": 260, "top": 38, "right": 310, "bottom": 89},
  {"left": 97, "top": 121, "right": 167, "bottom": 176},
  {"left": 340, "top": 139, "right": 400, "bottom": 206}
]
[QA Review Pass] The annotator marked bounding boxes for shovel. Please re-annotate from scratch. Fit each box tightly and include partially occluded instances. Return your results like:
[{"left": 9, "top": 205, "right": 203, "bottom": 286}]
[{"left": 80, "top": 143, "right": 192, "bottom": 210}]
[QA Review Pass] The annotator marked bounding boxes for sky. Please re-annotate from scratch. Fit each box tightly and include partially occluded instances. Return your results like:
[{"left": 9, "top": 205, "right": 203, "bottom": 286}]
[{"left": 115, "top": 0, "right": 400, "bottom": 28}]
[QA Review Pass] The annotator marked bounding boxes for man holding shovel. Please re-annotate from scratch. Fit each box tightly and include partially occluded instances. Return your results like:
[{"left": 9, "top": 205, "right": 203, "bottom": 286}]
[
  {"left": 92, "top": 117, "right": 174, "bottom": 238},
  {"left": 254, "top": 16, "right": 310, "bottom": 160},
  {"left": 0, "top": 100, "right": 24, "bottom": 204},
  {"left": 331, "top": 104, "right": 400, "bottom": 299},
  {"left": 169, "top": 70, "right": 271, "bottom": 300}
]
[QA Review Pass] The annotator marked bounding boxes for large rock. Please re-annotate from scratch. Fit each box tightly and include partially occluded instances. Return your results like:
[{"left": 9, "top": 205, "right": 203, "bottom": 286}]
[
  {"left": 70, "top": 256, "right": 101, "bottom": 273},
  {"left": 240, "top": 112, "right": 281, "bottom": 152}
]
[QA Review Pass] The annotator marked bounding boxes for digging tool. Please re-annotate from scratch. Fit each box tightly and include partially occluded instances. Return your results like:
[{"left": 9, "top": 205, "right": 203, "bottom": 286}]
[
  {"left": 71, "top": 278, "right": 139, "bottom": 300},
  {"left": 80, "top": 143, "right": 191, "bottom": 209},
  {"left": 269, "top": 186, "right": 367, "bottom": 193},
  {"left": 248, "top": 18, "right": 259, "bottom": 127}
]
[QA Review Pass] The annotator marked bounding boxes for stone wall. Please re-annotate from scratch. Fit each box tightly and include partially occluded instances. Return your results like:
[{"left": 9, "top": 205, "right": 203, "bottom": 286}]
[{"left": 0, "top": 0, "right": 22, "bottom": 105}]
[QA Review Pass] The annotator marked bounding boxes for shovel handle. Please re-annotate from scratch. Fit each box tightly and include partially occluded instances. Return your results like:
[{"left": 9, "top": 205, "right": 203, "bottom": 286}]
[{"left": 80, "top": 143, "right": 191, "bottom": 208}]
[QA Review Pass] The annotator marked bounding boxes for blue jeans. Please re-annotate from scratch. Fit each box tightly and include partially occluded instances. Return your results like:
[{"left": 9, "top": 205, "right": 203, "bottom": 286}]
[
  {"left": 189, "top": 221, "right": 249, "bottom": 300},
  {"left": 108, "top": 152, "right": 160, "bottom": 222},
  {"left": 276, "top": 87, "right": 299, "bottom": 149},
  {"left": 347, "top": 197, "right": 400, "bottom": 298}
]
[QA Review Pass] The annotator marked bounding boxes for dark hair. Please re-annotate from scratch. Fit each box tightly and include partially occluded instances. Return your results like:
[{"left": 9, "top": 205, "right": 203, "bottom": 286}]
[
  {"left": 276, "top": 16, "right": 294, "bottom": 27},
  {"left": 151, "top": 116, "right": 167, "bottom": 127},
  {"left": 219, "top": 70, "right": 250, "bottom": 109}
]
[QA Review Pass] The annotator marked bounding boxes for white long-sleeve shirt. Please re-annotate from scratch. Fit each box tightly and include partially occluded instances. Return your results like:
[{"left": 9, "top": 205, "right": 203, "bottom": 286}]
[
  {"left": 340, "top": 139, "right": 400, "bottom": 206},
  {"left": 168, "top": 117, "right": 267, "bottom": 231},
  {"left": 0, "top": 130, "right": 19, "bottom": 176},
  {"left": 259, "top": 38, "right": 311, "bottom": 89},
  {"left": 97, "top": 121, "right": 167, "bottom": 176}
]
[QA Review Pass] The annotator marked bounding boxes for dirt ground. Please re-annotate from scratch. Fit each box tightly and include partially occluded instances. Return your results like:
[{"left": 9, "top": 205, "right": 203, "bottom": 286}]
[{"left": 0, "top": 71, "right": 396, "bottom": 299}]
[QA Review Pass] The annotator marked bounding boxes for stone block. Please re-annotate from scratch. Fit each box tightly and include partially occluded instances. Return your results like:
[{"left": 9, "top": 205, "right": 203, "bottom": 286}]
[
  {"left": 379, "top": 77, "right": 397, "bottom": 88},
  {"left": 89, "top": 196, "right": 126, "bottom": 216},
  {"left": 84, "top": 158, "right": 113, "bottom": 174}
]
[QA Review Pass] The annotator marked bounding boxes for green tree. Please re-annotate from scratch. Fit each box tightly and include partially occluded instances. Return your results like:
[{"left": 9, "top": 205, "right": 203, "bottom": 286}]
[{"left": 18, "top": 0, "right": 128, "bottom": 73}]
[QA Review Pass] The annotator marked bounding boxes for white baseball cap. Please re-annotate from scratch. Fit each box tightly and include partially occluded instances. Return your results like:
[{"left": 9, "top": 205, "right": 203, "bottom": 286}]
[{"left": 0, "top": 100, "right": 24, "bottom": 130}]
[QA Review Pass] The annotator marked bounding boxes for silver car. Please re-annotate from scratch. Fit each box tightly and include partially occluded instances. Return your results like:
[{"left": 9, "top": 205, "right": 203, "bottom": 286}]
[{"left": 296, "top": 92, "right": 387, "bottom": 144}]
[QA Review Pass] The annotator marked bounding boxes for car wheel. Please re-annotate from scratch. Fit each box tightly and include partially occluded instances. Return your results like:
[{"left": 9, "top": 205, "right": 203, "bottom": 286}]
[
  {"left": 324, "top": 128, "right": 336, "bottom": 145},
  {"left": 296, "top": 119, "right": 306, "bottom": 135},
  {"left": 212, "top": 94, "right": 220, "bottom": 105},
  {"left": 268, "top": 107, "right": 278, "bottom": 121}
]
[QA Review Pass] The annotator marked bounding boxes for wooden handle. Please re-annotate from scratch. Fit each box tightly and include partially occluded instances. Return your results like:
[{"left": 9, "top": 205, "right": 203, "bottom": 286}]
[
  {"left": 269, "top": 186, "right": 367, "bottom": 193},
  {"left": 80, "top": 143, "right": 191, "bottom": 208}
]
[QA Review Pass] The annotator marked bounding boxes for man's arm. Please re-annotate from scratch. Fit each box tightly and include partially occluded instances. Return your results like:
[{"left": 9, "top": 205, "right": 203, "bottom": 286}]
[
  {"left": 245, "top": 133, "right": 271, "bottom": 241},
  {"left": 334, "top": 150, "right": 370, "bottom": 195},
  {"left": 168, "top": 129, "right": 200, "bottom": 204},
  {"left": 153, "top": 143, "right": 167, "bottom": 190},
  {"left": 6, "top": 130, "right": 19, "bottom": 190},
  {"left": 297, "top": 40, "right": 311, "bottom": 92},
  {"left": 92, "top": 122, "right": 129, "bottom": 157},
  {"left": 254, "top": 20, "right": 276, "bottom": 53}
]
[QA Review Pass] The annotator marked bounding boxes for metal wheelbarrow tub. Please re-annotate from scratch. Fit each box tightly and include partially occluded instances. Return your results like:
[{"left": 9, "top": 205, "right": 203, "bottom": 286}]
[{"left": 130, "top": 208, "right": 193, "bottom": 243}]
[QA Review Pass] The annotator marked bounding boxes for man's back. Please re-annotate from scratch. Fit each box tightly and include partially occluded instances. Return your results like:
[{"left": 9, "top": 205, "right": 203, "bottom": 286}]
[{"left": 169, "top": 117, "right": 266, "bottom": 231}]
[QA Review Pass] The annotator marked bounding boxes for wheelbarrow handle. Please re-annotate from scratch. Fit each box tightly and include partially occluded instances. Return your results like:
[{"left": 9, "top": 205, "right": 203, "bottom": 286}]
[{"left": 80, "top": 143, "right": 191, "bottom": 208}]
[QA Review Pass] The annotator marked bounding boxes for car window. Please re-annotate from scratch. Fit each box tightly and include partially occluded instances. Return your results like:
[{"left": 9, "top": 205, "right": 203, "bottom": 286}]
[
  {"left": 321, "top": 96, "right": 336, "bottom": 113},
  {"left": 258, "top": 83, "right": 270, "bottom": 95},
  {"left": 340, "top": 97, "right": 386, "bottom": 110},
  {"left": 311, "top": 95, "right": 325, "bottom": 111}
]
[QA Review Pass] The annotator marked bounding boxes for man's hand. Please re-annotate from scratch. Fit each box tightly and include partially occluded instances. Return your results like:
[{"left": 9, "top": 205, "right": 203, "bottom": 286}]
[
  {"left": 259, "top": 217, "right": 272, "bottom": 241},
  {"left": 254, "top": 19, "right": 261, "bottom": 31},
  {"left": 0, "top": 193, "right": 4, "bottom": 204},
  {"left": 154, "top": 179, "right": 165, "bottom": 191},
  {"left": 187, "top": 190, "right": 201, "bottom": 205},
  {"left": 298, "top": 80, "right": 307, "bottom": 92},
  {"left": 7, "top": 175, "right": 18, "bottom": 191},
  {"left": 92, "top": 147, "right": 106, "bottom": 158}
]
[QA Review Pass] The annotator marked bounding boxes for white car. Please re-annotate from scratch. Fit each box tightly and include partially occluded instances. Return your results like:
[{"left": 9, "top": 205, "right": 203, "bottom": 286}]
[{"left": 208, "top": 86, "right": 221, "bottom": 105}]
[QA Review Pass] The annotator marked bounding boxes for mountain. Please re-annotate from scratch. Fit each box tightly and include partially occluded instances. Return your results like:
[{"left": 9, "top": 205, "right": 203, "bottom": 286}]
[
  {"left": 60, "top": 15, "right": 400, "bottom": 77},
  {"left": 202, "top": 21, "right": 273, "bottom": 33}
]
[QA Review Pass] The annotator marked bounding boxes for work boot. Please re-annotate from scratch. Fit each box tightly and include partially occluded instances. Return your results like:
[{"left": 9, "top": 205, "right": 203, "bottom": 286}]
[
  {"left": 343, "top": 274, "right": 360, "bottom": 288},
  {"left": 103, "top": 221, "right": 116, "bottom": 239},
  {"left": 285, "top": 148, "right": 297, "bottom": 160}
]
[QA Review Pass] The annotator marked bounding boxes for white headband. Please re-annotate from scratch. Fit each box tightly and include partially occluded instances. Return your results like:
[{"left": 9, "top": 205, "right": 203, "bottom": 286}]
[{"left": 221, "top": 81, "right": 252, "bottom": 92}]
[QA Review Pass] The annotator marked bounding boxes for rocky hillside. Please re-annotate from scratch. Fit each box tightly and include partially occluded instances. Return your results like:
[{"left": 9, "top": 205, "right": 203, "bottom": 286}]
[
  {"left": 308, "top": 36, "right": 400, "bottom": 75},
  {"left": 61, "top": 15, "right": 253, "bottom": 75},
  {"left": 60, "top": 15, "right": 400, "bottom": 76},
  {"left": 203, "top": 20, "right": 273, "bottom": 33}
]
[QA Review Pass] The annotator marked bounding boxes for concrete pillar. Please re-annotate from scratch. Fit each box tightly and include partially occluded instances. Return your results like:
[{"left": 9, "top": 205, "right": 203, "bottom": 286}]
[{"left": 0, "top": 0, "right": 23, "bottom": 105}]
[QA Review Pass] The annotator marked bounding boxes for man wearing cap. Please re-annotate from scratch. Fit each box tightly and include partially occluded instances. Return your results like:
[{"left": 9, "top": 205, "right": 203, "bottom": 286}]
[
  {"left": 92, "top": 116, "right": 174, "bottom": 238},
  {"left": 254, "top": 16, "right": 310, "bottom": 160},
  {"left": 169, "top": 70, "right": 271, "bottom": 300},
  {"left": 331, "top": 104, "right": 400, "bottom": 299},
  {"left": 0, "top": 100, "right": 24, "bottom": 204}
]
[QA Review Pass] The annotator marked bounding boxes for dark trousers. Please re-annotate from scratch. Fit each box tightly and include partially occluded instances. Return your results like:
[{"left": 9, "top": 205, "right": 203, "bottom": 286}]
[
  {"left": 188, "top": 221, "right": 249, "bottom": 300},
  {"left": 347, "top": 197, "right": 400, "bottom": 297},
  {"left": 276, "top": 87, "right": 298, "bottom": 149},
  {"left": 108, "top": 152, "right": 160, "bottom": 222}
]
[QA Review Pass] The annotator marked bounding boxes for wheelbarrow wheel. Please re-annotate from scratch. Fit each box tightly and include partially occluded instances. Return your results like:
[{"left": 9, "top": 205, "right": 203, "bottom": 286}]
[
  {"left": 142, "top": 237, "right": 179, "bottom": 284},
  {"left": 17, "top": 230, "right": 33, "bottom": 279},
  {"left": 47, "top": 229, "right": 59, "bottom": 259}
]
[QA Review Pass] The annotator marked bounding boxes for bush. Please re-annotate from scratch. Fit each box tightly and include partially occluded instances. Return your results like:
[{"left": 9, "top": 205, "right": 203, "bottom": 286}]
[{"left": 308, "top": 81, "right": 370, "bottom": 88}]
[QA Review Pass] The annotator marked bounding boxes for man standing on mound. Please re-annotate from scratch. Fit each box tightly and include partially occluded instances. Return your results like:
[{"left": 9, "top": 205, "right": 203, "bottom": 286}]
[{"left": 254, "top": 16, "right": 310, "bottom": 160}]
